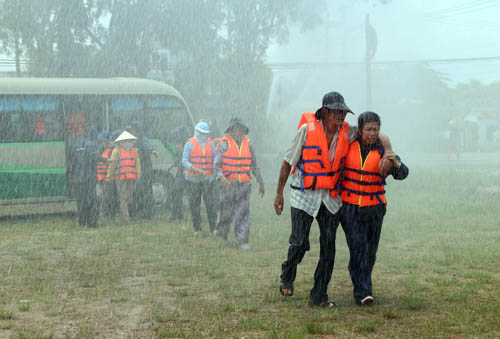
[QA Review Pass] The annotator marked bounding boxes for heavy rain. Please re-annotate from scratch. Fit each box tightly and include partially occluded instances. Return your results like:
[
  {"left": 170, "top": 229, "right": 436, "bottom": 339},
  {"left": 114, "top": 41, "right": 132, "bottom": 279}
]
[{"left": 0, "top": 0, "right": 499, "bottom": 337}]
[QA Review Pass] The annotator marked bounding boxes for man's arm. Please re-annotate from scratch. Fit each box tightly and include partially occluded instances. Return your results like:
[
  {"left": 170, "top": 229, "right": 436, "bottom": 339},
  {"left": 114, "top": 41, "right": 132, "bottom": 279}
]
[
  {"left": 248, "top": 142, "right": 265, "bottom": 197},
  {"left": 274, "top": 124, "right": 307, "bottom": 215},
  {"left": 274, "top": 161, "right": 291, "bottom": 216},
  {"left": 378, "top": 133, "right": 393, "bottom": 176},
  {"left": 106, "top": 147, "right": 119, "bottom": 181}
]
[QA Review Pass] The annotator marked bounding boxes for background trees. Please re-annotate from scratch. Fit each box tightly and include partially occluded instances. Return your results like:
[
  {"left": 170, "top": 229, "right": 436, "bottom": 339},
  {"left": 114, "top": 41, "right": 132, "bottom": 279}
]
[{"left": 0, "top": 0, "right": 325, "bottom": 138}]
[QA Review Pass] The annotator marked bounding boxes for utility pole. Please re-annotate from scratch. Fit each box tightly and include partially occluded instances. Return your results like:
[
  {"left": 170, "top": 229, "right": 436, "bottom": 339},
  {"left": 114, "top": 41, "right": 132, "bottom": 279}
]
[
  {"left": 15, "top": 30, "right": 21, "bottom": 77},
  {"left": 365, "top": 14, "right": 377, "bottom": 109}
]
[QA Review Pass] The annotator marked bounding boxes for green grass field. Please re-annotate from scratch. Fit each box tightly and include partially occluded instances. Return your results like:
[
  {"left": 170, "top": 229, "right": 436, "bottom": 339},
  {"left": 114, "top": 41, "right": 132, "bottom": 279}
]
[{"left": 1, "top": 164, "right": 500, "bottom": 338}]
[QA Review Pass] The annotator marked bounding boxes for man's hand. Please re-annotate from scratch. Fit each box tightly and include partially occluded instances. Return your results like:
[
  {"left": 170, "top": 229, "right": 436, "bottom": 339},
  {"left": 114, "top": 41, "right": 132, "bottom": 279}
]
[
  {"left": 379, "top": 151, "right": 396, "bottom": 176},
  {"left": 274, "top": 161, "right": 291, "bottom": 216},
  {"left": 219, "top": 176, "right": 231, "bottom": 189},
  {"left": 274, "top": 192, "right": 284, "bottom": 215},
  {"left": 152, "top": 150, "right": 159, "bottom": 158},
  {"left": 378, "top": 134, "right": 394, "bottom": 176},
  {"left": 193, "top": 167, "right": 205, "bottom": 176},
  {"left": 259, "top": 182, "right": 265, "bottom": 198}
]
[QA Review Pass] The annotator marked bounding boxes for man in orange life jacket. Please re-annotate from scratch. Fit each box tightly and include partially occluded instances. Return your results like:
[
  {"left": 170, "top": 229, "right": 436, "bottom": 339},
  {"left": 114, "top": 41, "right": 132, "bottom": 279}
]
[
  {"left": 213, "top": 118, "right": 265, "bottom": 250},
  {"left": 182, "top": 121, "right": 218, "bottom": 234},
  {"left": 274, "top": 92, "right": 394, "bottom": 308},
  {"left": 340, "top": 111, "right": 408, "bottom": 306},
  {"left": 106, "top": 131, "right": 141, "bottom": 223}
]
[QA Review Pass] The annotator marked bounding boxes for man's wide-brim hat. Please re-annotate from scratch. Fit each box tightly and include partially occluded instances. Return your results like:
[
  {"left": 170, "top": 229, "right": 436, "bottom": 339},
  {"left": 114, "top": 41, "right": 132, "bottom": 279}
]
[
  {"left": 225, "top": 117, "right": 249, "bottom": 134},
  {"left": 318, "top": 91, "right": 354, "bottom": 114},
  {"left": 115, "top": 130, "right": 137, "bottom": 142}
]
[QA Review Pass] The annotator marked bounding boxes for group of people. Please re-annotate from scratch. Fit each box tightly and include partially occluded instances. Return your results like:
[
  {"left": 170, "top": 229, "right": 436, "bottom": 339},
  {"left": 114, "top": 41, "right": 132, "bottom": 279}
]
[
  {"left": 274, "top": 91, "right": 408, "bottom": 307},
  {"left": 72, "top": 90, "right": 407, "bottom": 306},
  {"left": 179, "top": 118, "right": 265, "bottom": 250},
  {"left": 72, "top": 116, "right": 267, "bottom": 253},
  {"left": 73, "top": 121, "right": 157, "bottom": 227}
]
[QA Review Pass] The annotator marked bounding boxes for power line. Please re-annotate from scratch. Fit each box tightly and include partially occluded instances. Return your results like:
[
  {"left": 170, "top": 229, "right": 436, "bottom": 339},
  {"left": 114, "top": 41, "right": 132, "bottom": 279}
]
[{"left": 266, "top": 56, "right": 500, "bottom": 70}]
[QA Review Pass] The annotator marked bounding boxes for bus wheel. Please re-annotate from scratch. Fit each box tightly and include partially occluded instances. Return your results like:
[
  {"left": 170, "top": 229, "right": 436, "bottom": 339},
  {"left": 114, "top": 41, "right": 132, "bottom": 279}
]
[{"left": 152, "top": 176, "right": 170, "bottom": 208}]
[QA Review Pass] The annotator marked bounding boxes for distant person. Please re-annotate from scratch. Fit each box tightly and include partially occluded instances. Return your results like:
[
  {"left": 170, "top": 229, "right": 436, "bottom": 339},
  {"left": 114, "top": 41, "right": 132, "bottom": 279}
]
[
  {"left": 73, "top": 125, "right": 102, "bottom": 227},
  {"left": 340, "top": 111, "right": 408, "bottom": 306},
  {"left": 273, "top": 92, "right": 394, "bottom": 308},
  {"left": 448, "top": 120, "right": 460, "bottom": 160},
  {"left": 182, "top": 121, "right": 218, "bottom": 234},
  {"left": 67, "top": 110, "right": 87, "bottom": 198},
  {"left": 106, "top": 131, "right": 141, "bottom": 223},
  {"left": 129, "top": 121, "right": 158, "bottom": 220},
  {"left": 214, "top": 118, "right": 265, "bottom": 250},
  {"left": 96, "top": 131, "right": 116, "bottom": 219},
  {"left": 33, "top": 112, "right": 46, "bottom": 139},
  {"left": 168, "top": 125, "right": 190, "bottom": 221}
]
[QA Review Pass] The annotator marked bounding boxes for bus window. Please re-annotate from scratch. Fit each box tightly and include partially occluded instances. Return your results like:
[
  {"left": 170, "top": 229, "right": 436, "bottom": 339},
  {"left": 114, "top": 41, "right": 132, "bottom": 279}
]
[
  {"left": 148, "top": 96, "right": 191, "bottom": 141},
  {"left": 20, "top": 97, "right": 60, "bottom": 142},
  {"left": 110, "top": 96, "right": 144, "bottom": 131}
]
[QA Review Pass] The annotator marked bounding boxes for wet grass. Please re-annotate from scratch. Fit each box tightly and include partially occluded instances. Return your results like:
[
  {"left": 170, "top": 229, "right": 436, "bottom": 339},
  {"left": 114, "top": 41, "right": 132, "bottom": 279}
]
[{"left": 0, "top": 165, "right": 500, "bottom": 337}]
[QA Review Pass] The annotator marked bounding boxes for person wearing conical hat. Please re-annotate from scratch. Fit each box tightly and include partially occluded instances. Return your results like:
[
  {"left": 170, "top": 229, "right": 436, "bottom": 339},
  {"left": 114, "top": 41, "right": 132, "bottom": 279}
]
[{"left": 106, "top": 130, "right": 141, "bottom": 222}]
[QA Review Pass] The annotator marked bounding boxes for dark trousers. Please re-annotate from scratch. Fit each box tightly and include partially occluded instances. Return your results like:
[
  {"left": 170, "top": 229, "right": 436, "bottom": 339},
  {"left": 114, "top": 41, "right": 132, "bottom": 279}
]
[
  {"left": 131, "top": 173, "right": 153, "bottom": 219},
  {"left": 280, "top": 204, "right": 340, "bottom": 305},
  {"left": 340, "top": 203, "right": 386, "bottom": 303},
  {"left": 186, "top": 180, "right": 217, "bottom": 232},
  {"left": 170, "top": 175, "right": 185, "bottom": 220},
  {"left": 76, "top": 182, "right": 97, "bottom": 227}
]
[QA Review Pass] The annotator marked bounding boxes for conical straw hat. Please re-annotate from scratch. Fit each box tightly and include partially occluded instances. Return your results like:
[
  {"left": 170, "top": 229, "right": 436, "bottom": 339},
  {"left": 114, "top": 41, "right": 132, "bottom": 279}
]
[{"left": 114, "top": 131, "right": 137, "bottom": 142}]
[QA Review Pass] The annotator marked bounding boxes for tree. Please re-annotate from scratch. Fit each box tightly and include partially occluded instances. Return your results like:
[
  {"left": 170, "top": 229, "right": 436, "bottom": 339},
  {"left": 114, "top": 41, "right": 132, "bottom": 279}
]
[{"left": 0, "top": 0, "right": 326, "bottom": 142}]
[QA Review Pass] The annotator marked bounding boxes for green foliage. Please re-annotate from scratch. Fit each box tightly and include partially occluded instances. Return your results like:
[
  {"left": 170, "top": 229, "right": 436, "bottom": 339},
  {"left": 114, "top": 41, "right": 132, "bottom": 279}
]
[{"left": 0, "top": 0, "right": 328, "bottom": 138}]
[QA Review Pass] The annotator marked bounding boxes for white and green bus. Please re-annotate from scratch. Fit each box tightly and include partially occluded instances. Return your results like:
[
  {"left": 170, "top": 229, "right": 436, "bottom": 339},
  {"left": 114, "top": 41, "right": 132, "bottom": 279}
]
[{"left": 0, "top": 77, "right": 193, "bottom": 207}]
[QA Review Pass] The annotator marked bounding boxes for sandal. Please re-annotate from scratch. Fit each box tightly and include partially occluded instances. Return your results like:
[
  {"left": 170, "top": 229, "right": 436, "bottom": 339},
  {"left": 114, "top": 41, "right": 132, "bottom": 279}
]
[
  {"left": 316, "top": 300, "right": 336, "bottom": 308},
  {"left": 279, "top": 282, "right": 294, "bottom": 297}
]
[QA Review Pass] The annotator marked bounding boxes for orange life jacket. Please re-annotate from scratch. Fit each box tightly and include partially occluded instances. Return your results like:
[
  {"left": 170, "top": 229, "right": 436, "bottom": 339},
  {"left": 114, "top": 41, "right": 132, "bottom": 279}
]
[
  {"left": 68, "top": 111, "right": 86, "bottom": 137},
  {"left": 187, "top": 137, "right": 214, "bottom": 176},
  {"left": 293, "top": 112, "right": 350, "bottom": 197},
  {"left": 34, "top": 113, "right": 46, "bottom": 135},
  {"left": 221, "top": 135, "right": 252, "bottom": 182},
  {"left": 97, "top": 147, "right": 113, "bottom": 181},
  {"left": 341, "top": 140, "right": 386, "bottom": 206},
  {"left": 118, "top": 146, "right": 137, "bottom": 180}
]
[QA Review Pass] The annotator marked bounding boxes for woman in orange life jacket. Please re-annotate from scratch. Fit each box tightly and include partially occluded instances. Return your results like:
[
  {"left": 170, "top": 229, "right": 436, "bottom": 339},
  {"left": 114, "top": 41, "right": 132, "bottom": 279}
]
[
  {"left": 339, "top": 111, "right": 408, "bottom": 306},
  {"left": 182, "top": 121, "right": 218, "bottom": 234},
  {"left": 274, "top": 92, "right": 395, "bottom": 308},
  {"left": 106, "top": 131, "right": 141, "bottom": 223}
]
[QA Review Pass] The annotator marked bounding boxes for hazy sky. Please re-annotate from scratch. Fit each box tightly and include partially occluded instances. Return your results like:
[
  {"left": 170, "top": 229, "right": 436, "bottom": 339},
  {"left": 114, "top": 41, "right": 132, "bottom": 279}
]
[{"left": 266, "top": 0, "right": 500, "bottom": 86}]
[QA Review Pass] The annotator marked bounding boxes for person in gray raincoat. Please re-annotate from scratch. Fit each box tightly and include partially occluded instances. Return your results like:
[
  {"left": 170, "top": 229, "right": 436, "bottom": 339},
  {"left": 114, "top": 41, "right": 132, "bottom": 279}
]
[{"left": 213, "top": 118, "right": 265, "bottom": 250}]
